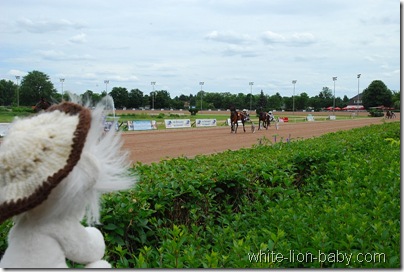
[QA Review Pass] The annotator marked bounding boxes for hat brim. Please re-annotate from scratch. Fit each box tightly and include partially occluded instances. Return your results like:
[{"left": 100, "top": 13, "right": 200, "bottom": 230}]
[{"left": 0, "top": 102, "right": 91, "bottom": 224}]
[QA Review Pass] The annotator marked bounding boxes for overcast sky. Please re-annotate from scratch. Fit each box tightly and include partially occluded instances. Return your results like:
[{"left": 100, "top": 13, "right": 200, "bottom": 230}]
[{"left": 0, "top": 0, "right": 400, "bottom": 99}]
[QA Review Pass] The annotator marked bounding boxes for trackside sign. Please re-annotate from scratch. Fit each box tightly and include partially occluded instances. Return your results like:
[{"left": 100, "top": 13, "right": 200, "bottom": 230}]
[
  {"left": 165, "top": 119, "right": 191, "bottom": 128},
  {"left": 127, "top": 120, "right": 157, "bottom": 131},
  {"left": 196, "top": 119, "right": 217, "bottom": 127}
]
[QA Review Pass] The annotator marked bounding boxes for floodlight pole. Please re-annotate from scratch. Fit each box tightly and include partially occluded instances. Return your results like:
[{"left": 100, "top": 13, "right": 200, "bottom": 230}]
[
  {"left": 249, "top": 82, "right": 254, "bottom": 111},
  {"left": 357, "top": 74, "right": 361, "bottom": 115},
  {"left": 332, "top": 77, "right": 337, "bottom": 113},
  {"left": 292, "top": 80, "right": 297, "bottom": 114},
  {"left": 199, "top": 82, "right": 204, "bottom": 110},
  {"left": 104, "top": 80, "right": 109, "bottom": 93},
  {"left": 151, "top": 81, "right": 156, "bottom": 110},
  {"left": 15, "top": 76, "right": 20, "bottom": 107},
  {"left": 60, "top": 78, "right": 65, "bottom": 100}
]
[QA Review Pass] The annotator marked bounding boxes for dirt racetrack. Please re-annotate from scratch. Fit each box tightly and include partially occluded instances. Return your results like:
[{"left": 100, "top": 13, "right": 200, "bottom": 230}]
[{"left": 122, "top": 115, "right": 400, "bottom": 165}]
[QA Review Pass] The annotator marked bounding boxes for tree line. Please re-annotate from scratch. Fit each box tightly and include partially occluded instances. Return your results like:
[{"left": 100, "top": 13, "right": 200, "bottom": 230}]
[{"left": 0, "top": 70, "right": 400, "bottom": 111}]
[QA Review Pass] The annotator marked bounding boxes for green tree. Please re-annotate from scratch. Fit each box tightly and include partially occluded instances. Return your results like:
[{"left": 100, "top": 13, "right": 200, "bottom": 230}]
[
  {"left": 204, "top": 92, "right": 224, "bottom": 110},
  {"left": 153, "top": 90, "right": 171, "bottom": 109},
  {"left": 361, "top": 80, "right": 393, "bottom": 109},
  {"left": 312, "top": 87, "right": 333, "bottom": 109},
  {"left": 171, "top": 95, "right": 187, "bottom": 109},
  {"left": 128, "top": 88, "right": 144, "bottom": 109},
  {"left": 255, "top": 90, "right": 267, "bottom": 113},
  {"left": 143, "top": 94, "right": 151, "bottom": 109},
  {"left": 189, "top": 94, "right": 197, "bottom": 109},
  {"left": 268, "top": 92, "right": 283, "bottom": 110},
  {"left": 340, "top": 95, "right": 349, "bottom": 107},
  {"left": 200, "top": 91, "right": 207, "bottom": 109},
  {"left": 391, "top": 90, "right": 400, "bottom": 109},
  {"left": 234, "top": 93, "right": 246, "bottom": 109},
  {"left": 295, "top": 92, "right": 310, "bottom": 110},
  {"left": 362, "top": 80, "right": 392, "bottom": 109},
  {"left": 319, "top": 87, "right": 333, "bottom": 100},
  {"left": 80, "top": 90, "right": 103, "bottom": 106},
  {"left": 245, "top": 93, "right": 255, "bottom": 111},
  {"left": 19, "top": 71, "right": 57, "bottom": 106},
  {"left": 221, "top": 92, "right": 235, "bottom": 110},
  {"left": 81, "top": 90, "right": 94, "bottom": 103},
  {"left": 109, "top": 87, "right": 129, "bottom": 109},
  {"left": 283, "top": 96, "right": 293, "bottom": 111},
  {"left": 0, "top": 79, "right": 17, "bottom": 106}
]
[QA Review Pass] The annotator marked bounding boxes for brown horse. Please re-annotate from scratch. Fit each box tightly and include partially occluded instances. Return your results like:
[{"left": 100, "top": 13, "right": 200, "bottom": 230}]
[
  {"left": 34, "top": 98, "right": 51, "bottom": 113},
  {"left": 386, "top": 110, "right": 396, "bottom": 119},
  {"left": 258, "top": 111, "right": 270, "bottom": 130},
  {"left": 230, "top": 109, "right": 247, "bottom": 133}
]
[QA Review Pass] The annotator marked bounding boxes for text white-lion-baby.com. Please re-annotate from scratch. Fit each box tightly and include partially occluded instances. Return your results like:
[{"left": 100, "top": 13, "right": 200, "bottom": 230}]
[{"left": 248, "top": 250, "right": 386, "bottom": 265}]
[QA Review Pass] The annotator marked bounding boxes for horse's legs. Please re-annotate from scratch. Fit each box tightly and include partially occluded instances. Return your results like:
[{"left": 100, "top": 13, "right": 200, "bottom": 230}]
[
  {"left": 231, "top": 121, "right": 236, "bottom": 133},
  {"left": 231, "top": 120, "right": 238, "bottom": 133}
]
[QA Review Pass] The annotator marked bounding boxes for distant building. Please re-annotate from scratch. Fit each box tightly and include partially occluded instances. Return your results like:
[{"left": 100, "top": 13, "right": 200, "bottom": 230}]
[{"left": 347, "top": 93, "right": 363, "bottom": 106}]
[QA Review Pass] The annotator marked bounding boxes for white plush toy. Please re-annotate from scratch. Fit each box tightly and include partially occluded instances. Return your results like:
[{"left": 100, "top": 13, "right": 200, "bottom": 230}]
[{"left": 0, "top": 96, "right": 135, "bottom": 268}]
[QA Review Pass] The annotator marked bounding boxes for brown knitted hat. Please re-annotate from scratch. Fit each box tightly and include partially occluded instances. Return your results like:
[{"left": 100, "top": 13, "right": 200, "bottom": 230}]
[{"left": 0, "top": 102, "right": 91, "bottom": 224}]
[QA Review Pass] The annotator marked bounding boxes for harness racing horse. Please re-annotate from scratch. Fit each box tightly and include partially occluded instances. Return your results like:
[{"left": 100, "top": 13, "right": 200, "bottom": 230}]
[
  {"left": 258, "top": 111, "right": 271, "bottom": 130},
  {"left": 34, "top": 98, "right": 51, "bottom": 113},
  {"left": 386, "top": 110, "right": 396, "bottom": 119},
  {"left": 230, "top": 109, "right": 247, "bottom": 133}
]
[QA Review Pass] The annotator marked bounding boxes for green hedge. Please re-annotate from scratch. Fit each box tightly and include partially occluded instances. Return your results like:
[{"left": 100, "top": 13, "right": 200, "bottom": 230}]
[
  {"left": 0, "top": 122, "right": 400, "bottom": 268},
  {"left": 100, "top": 122, "right": 400, "bottom": 268}
]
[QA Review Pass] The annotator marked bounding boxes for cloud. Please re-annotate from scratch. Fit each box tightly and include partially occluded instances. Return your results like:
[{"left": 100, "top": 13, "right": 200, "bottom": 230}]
[
  {"left": 16, "top": 17, "right": 84, "bottom": 33},
  {"left": 290, "top": 32, "right": 315, "bottom": 45},
  {"left": 69, "top": 33, "right": 87, "bottom": 44},
  {"left": 360, "top": 15, "right": 400, "bottom": 26},
  {"left": 38, "top": 50, "right": 93, "bottom": 61},
  {"left": 7, "top": 69, "right": 27, "bottom": 77},
  {"left": 109, "top": 75, "right": 140, "bottom": 82},
  {"left": 38, "top": 50, "right": 65, "bottom": 60},
  {"left": 262, "top": 31, "right": 316, "bottom": 46},
  {"left": 221, "top": 45, "right": 259, "bottom": 57},
  {"left": 382, "top": 69, "right": 400, "bottom": 78},
  {"left": 205, "top": 30, "right": 253, "bottom": 44},
  {"left": 261, "top": 31, "right": 286, "bottom": 43},
  {"left": 0, "top": 0, "right": 398, "bottom": 97}
]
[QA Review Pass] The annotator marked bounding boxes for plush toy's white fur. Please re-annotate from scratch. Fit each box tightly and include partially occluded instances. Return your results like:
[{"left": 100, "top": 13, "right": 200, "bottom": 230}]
[{"left": 0, "top": 96, "right": 136, "bottom": 268}]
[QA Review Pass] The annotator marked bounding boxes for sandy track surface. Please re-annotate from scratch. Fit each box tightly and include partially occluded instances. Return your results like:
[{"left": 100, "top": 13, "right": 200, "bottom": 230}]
[{"left": 122, "top": 115, "right": 400, "bottom": 165}]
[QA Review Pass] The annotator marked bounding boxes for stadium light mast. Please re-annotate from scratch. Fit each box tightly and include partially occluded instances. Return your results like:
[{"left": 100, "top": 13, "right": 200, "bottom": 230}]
[
  {"left": 332, "top": 77, "right": 337, "bottom": 113},
  {"left": 199, "top": 82, "right": 204, "bottom": 110},
  {"left": 15, "top": 76, "right": 20, "bottom": 107},
  {"left": 60, "top": 78, "right": 65, "bottom": 100},
  {"left": 292, "top": 80, "right": 297, "bottom": 114},
  {"left": 104, "top": 80, "right": 109, "bottom": 93},
  {"left": 357, "top": 74, "right": 361, "bottom": 115},
  {"left": 151, "top": 81, "right": 156, "bottom": 110},
  {"left": 249, "top": 82, "right": 254, "bottom": 111}
]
